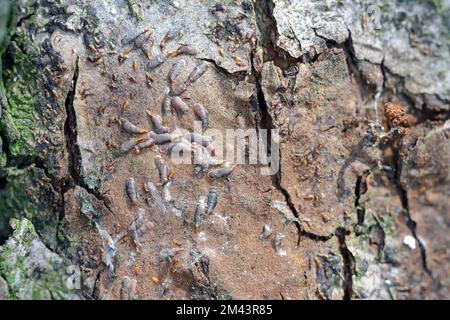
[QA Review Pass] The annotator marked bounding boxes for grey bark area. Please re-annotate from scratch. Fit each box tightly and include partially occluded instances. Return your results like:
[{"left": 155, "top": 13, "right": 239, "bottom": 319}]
[{"left": 0, "top": 0, "right": 448, "bottom": 300}]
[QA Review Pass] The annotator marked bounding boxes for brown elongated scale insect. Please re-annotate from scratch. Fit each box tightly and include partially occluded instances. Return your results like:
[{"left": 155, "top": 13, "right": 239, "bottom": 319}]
[
  {"left": 150, "top": 131, "right": 173, "bottom": 145},
  {"left": 146, "top": 110, "right": 170, "bottom": 134},
  {"left": 175, "top": 44, "right": 197, "bottom": 56},
  {"left": 193, "top": 103, "right": 209, "bottom": 129},
  {"left": 193, "top": 144, "right": 207, "bottom": 168},
  {"left": 129, "top": 208, "right": 149, "bottom": 250},
  {"left": 161, "top": 87, "right": 172, "bottom": 116},
  {"left": 207, "top": 189, "right": 218, "bottom": 214},
  {"left": 193, "top": 196, "right": 207, "bottom": 232},
  {"left": 171, "top": 96, "right": 190, "bottom": 114},
  {"left": 160, "top": 26, "right": 182, "bottom": 49},
  {"left": 120, "top": 276, "right": 137, "bottom": 300},
  {"left": 185, "top": 132, "right": 214, "bottom": 151},
  {"left": 147, "top": 52, "right": 168, "bottom": 69},
  {"left": 168, "top": 59, "right": 186, "bottom": 84},
  {"left": 155, "top": 155, "right": 169, "bottom": 184},
  {"left": 192, "top": 144, "right": 221, "bottom": 169},
  {"left": 169, "top": 81, "right": 187, "bottom": 96},
  {"left": 120, "top": 117, "right": 148, "bottom": 134},
  {"left": 166, "top": 141, "right": 193, "bottom": 157},
  {"left": 121, "top": 27, "right": 151, "bottom": 48},
  {"left": 274, "top": 233, "right": 286, "bottom": 256},
  {"left": 162, "top": 180, "right": 172, "bottom": 202},
  {"left": 136, "top": 137, "right": 154, "bottom": 152},
  {"left": 120, "top": 136, "right": 145, "bottom": 154},
  {"left": 95, "top": 222, "right": 117, "bottom": 273},
  {"left": 187, "top": 62, "right": 208, "bottom": 84},
  {"left": 126, "top": 177, "right": 139, "bottom": 204},
  {"left": 207, "top": 165, "right": 236, "bottom": 179},
  {"left": 132, "top": 29, "right": 152, "bottom": 50},
  {"left": 144, "top": 181, "right": 166, "bottom": 214}
]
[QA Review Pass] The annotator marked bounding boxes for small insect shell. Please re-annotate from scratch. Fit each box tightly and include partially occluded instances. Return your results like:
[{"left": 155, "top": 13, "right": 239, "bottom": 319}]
[
  {"left": 155, "top": 155, "right": 169, "bottom": 185},
  {"left": 187, "top": 62, "right": 208, "bottom": 84},
  {"left": 147, "top": 53, "right": 168, "bottom": 70},
  {"left": 207, "top": 165, "right": 236, "bottom": 179},
  {"left": 168, "top": 59, "right": 186, "bottom": 84},
  {"left": 120, "top": 117, "right": 148, "bottom": 134},
  {"left": 193, "top": 103, "right": 209, "bottom": 129},
  {"left": 162, "top": 88, "right": 172, "bottom": 116},
  {"left": 126, "top": 177, "right": 139, "bottom": 204},
  {"left": 146, "top": 110, "right": 170, "bottom": 134},
  {"left": 207, "top": 189, "right": 218, "bottom": 214},
  {"left": 150, "top": 131, "right": 173, "bottom": 145},
  {"left": 120, "top": 137, "right": 145, "bottom": 154},
  {"left": 170, "top": 96, "right": 190, "bottom": 114},
  {"left": 176, "top": 45, "right": 197, "bottom": 56},
  {"left": 160, "top": 26, "right": 183, "bottom": 49}
]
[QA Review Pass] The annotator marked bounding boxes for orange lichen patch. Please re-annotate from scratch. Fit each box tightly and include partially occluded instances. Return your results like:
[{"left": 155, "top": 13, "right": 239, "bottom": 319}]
[{"left": 384, "top": 102, "right": 408, "bottom": 127}]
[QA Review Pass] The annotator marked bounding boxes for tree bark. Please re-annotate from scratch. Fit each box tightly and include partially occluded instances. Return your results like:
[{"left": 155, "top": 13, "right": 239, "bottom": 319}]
[{"left": 0, "top": 0, "right": 449, "bottom": 300}]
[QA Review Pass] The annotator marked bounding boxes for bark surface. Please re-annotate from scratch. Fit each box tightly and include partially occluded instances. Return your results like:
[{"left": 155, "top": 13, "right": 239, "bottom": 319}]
[{"left": 0, "top": 0, "right": 449, "bottom": 300}]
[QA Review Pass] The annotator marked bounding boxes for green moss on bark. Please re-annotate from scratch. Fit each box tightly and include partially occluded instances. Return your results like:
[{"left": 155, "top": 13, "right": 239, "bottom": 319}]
[{"left": 0, "top": 218, "right": 75, "bottom": 300}]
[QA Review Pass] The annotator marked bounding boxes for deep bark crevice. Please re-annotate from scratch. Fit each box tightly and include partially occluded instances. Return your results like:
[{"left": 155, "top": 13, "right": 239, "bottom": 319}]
[
  {"left": 391, "top": 145, "right": 431, "bottom": 275},
  {"left": 251, "top": 0, "right": 334, "bottom": 244},
  {"left": 335, "top": 227, "right": 354, "bottom": 300},
  {"left": 63, "top": 55, "right": 106, "bottom": 205},
  {"left": 197, "top": 57, "right": 247, "bottom": 81},
  {"left": 250, "top": 53, "right": 333, "bottom": 244},
  {"left": 354, "top": 170, "right": 370, "bottom": 227}
]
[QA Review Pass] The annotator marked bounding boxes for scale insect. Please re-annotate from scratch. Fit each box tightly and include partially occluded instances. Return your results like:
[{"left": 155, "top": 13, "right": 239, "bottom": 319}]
[
  {"left": 147, "top": 52, "right": 168, "bottom": 70},
  {"left": 175, "top": 44, "right": 197, "bottom": 56},
  {"left": 193, "top": 103, "right": 209, "bottom": 129},
  {"left": 162, "top": 88, "right": 172, "bottom": 116},
  {"left": 168, "top": 59, "right": 186, "bottom": 84},
  {"left": 135, "top": 137, "right": 155, "bottom": 152},
  {"left": 207, "top": 189, "right": 218, "bottom": 214},
  {"left": 171, "top": 96, "right": 190, "bottom": 114},
  {"left": 187, "top": 62, "right": 208, "bottom": 84},
  {"left": 126, "top": 177, "right": 139, "bottom": 204},
  {"left": 120, "top": 117, "right": 148, "bottom": 134},
  {"left": 120, "top": 136, "right": 145, "bottom": 154},
  {"left": 150, "top": 131, "right": 173, "bottom": 145},
  {"left": 155, "top": 155, "right": 170, "bottom": 185},
  {"left": 185, "top": 132, "right": 215, "bottom": 155},
  {"left": 144, "top": 181, "right": 166, "bottom": 214},
  {"left": 146, "top": 110, "right": 170, "bottom": 134},
  {"left": 160, "top": 26, "right": 183, "bottom": 49},
  {"left": 207, "top": 165, "right": 236, "bottom": 179}
]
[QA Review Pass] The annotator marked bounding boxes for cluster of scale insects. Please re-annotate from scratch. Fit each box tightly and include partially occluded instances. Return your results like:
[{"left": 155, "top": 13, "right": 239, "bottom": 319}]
[{"left": 92, "top": 26, "right": 232, "bottom": 293}]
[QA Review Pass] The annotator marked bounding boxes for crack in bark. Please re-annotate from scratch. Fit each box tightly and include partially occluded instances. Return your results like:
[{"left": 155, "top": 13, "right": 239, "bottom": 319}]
[
  {"left": 251, "top": 1, "right": 334, "bottom": 244},
  {"left": 335, "top": 227, "right": 354, "bottom": 300},
  {"left": 392, "top": 145, "right": 431, "bottom": 276},
  {"left": 63, "top": 55, "right": 110, "bottom": 212},
  {"left": 354, "top": 170, "right": 370, "bottom": 227},
  {"left": 197, "top": 57, "right": 247, "bottom": 81}
]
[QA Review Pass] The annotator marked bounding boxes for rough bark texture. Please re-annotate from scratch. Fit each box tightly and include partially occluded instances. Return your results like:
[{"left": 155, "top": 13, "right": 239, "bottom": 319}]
[{"left": 0, "top": 0, "right": 449, "bottom": 300}]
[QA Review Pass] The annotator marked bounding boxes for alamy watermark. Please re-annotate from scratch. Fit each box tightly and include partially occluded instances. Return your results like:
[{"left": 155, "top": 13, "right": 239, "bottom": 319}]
[{"left": 168, "top": 121, "right": 280, "bottom": 176}]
